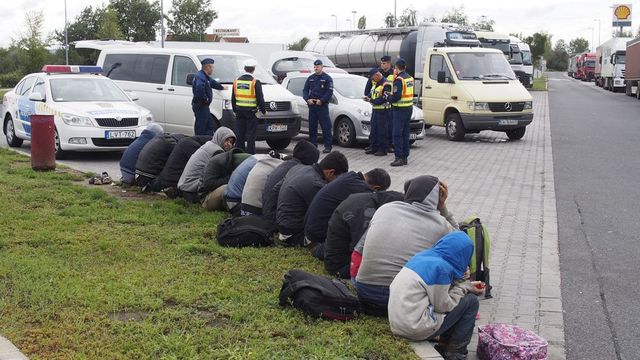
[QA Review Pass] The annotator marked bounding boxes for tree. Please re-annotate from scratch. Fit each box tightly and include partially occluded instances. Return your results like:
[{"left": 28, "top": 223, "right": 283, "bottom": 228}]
[
  {"left": 384, "top": 13, "right": 396, "bottom": 28},
  {"left": 525, "top": 32, "right": 552, "bottom": 66},
  {"left": 97, "top": 8, "right": 124, "bottom": 40},
  {"left": 357, "top": 15, "right": 366, "bottom": 30},
  {"left": 440, "top": 6, "right": 468, "bottom": 26},
  {"left": 398, "top": 7, "right": 417, "bottom": 27},
  {"left": 288, "top": 37, "right": 309, "bottom": 51},
  {"left": 422, "top": 15, "right": 437, "bottom": 23},
  {"left": 55, "top": 6, "right": 105, "bottom": 43},
  {"left": 472, "top": 15, "right": 495, "bottom": 31},
  {"left": 109, "top": 0, "right": 161, "bottom": 42},
  {"left": 15, "top": 10, "right": 52, "bottom": 74},
  {"left": 547, "top": 39, "right": 569, "bottom": 71},
  {"left": 568, "top": 38, "right": 589, "bottom": 55},
  {"left": 167, "top": 0, "right": 217, "bottom": 41}
]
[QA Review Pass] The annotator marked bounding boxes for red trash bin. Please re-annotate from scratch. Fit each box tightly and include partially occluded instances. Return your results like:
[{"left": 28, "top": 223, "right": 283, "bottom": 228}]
[{"left": 30, "top": 114, "right": 56, "bottom": 171}]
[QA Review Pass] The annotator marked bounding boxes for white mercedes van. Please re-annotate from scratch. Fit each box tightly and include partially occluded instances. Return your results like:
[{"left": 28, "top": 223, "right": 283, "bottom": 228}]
[{"left": 94, "top": 46, "right": 301, "bottom": 149}]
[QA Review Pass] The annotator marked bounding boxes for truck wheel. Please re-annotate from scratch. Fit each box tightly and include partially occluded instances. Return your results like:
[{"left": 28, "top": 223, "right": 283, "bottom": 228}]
[
  {"left": 506, "top": 127, "right": 526, "bottom": 140},
  {"left": 266, "top": 138, "right": 291, "bottom": 150},
  {"left": 335, "top": 117, "right": 356, "bottom": 147},
  {"left": 445, "top": 113, "right": 466, "bottom": 141},
  {"left": 54, "top": 129, "right": 68, "bottom": 160},
  {"left": 4, "top": 116, "right": 24, "bottom": 147},
  {"left": 626, "top": 82, "right": 632, "bottom": 96}
]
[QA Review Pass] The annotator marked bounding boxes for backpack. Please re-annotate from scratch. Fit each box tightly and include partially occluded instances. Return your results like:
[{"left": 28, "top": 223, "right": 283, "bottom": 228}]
[
  {"left": 279, "top": 269, "right": 360, "bottom": 321},
  {"left": 216, "top": 215, "right": 275, "bottom": 247},
  {"left": 477, "top": 324, "right": 548, "bottom": 360},
  {"left": 459, "top": 216, "right": 492, "bottom": 298}
]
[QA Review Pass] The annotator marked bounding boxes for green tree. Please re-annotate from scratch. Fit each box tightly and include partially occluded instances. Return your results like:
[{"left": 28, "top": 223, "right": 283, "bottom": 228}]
[
  {"left": 525, "top": 32, "right": 552, "bottom": 66},
  {"left": 357, "top": 15, "right": 366, "bottom": 30},
  {"left": 568, "top": 38, "right": 589, "bottom": 55},
  {"left": 55, "top": 6, "right": 105, "bottom": 43},
  {"left": 167, "top": 0, "right": 217, "bottom": 41},
  {"left": 440, "top": 6, "right": 468, "bottom": 26},
  {"left": 288, "top": 37, "right": 309, "bottom": 51},
  {"left": 472, "top": 15, "right": 495, "bottom": 31},
  {"left": 398, "top": 7, "right": 417, "bottom": 27},
  {"left": 384, "top": 13, "right": 396, "bottom": 28},
  {"left": 15, "top": 10, "right": 52, "bottom": 74},
  {"left": 109, "top": 0, "right": 161, "bottom": 41},
  {"left": 547, "top": 39, "right": 569, "bottom": 71},
  {"left": 97, "top": 8, "right": 124, "bottom": 40}
]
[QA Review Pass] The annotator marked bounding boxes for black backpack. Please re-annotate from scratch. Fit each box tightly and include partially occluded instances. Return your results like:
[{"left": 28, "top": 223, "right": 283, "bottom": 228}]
[
  {"left": 279, "top": 269, "right": 360, "bottom": 321},
  {"left": 216, "top": 215, "right": 275, "bottom": 247},
  {"left": 459, "top": 216, "right": 493, "bottom": 299}
]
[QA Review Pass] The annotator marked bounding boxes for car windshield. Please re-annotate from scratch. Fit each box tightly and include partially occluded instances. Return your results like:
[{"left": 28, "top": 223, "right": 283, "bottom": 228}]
[
  {"left": 480, "top": 40, "right": 511, "bottom": 55},
  {"left": 521, "top": 50, "right": 533, "bottom": 65},
  {"left": 510, "top": 52, "right": 523, "bottom": 64},
  {"left": 585, "top": 60, "right": 596, "bottom": 68},
  {"left": 50, "top": 78, "right": 130, "bottom": 102},
  {"left": 448, "top": 52, "right": 517, "bottom": 80},
  {"left": 615, "top": 54, "right": 626, "bottom": 64},
  {"left": 333, "top": 76, "right": 368, "bottom": 99},
  {"left": 197, "top": 55, "right": 275, "bottom": 84}
]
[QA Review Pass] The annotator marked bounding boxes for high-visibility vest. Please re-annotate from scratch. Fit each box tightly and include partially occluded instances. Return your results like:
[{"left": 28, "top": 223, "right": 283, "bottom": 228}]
[
  {"left": 392, "top": 73, "right": 414, "bottom": 108},
  {"left": 233, "top": 78, "right": 257, "bottom": 108},
  {"left": 370, "top": 82, "right": 391, "bottom": 110},
  {"left": 370, "top": 72, "right": 395, "bottom": 93}
]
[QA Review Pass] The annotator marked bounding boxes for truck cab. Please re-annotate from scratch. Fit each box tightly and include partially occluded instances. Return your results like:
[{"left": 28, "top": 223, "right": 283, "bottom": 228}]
[{"left": 421, "top": 47, "right": 533, "bottom": 141}]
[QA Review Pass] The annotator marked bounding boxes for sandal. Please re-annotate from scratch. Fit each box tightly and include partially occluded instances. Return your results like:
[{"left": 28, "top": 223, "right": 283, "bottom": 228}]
[
  {"left": 89, "top": 176, "right": 103, "bottom": 185},
  {"left": 100, "top": 171, "right": 112, "bottom": 184}
]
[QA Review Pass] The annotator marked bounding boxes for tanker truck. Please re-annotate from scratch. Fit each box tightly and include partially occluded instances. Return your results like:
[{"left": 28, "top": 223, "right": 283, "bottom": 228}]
[{"left": 304, "top": 22, "right": 480, "bottom": 99}]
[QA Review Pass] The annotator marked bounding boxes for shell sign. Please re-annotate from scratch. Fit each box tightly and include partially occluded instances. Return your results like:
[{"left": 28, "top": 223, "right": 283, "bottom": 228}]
[{"left": 612, "top": 4, "right": 632, "bottom": 27}]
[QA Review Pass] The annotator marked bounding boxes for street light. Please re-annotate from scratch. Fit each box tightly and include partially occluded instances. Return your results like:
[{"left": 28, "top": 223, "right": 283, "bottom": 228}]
[
  {"left": 160, "top": 0, "right": 165, "bottom": 48},
  {"left": 346, "top": 19, "right": 351, "bottom": 31},
  {"left": 352, "top": 10, "right": 356, "bottom": 30},
  {"left": 588, "top": 26, "right": 594, "bottom": 52},
  {"left": 331, "top": 14, "right": 337, "bottom": 31},
  {"left": 593, "top": 19, "right": 601, "bottom": 47}
]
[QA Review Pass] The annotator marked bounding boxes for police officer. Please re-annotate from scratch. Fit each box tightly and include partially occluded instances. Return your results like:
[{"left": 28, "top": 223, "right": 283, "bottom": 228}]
[
  {"left": 364, "top": 68, "right": 392, "bottom": 156},
  {"left": 386, "top": 58, "right": 414, "bottom": 166},
  {"left": 232, "top": 58, "right": 266, "bottom": 154},
  {"left": 364, "top": 55, "right": 394, "bottom": 152},
  {"left": 303, "top": 59, "right": 334, "bottom": 153},
  {"left": 192, "top": 58, "right": 224, "bottom": 136}
]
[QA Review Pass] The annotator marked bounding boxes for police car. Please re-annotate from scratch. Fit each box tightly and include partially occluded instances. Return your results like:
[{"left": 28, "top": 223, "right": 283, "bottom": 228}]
[{"left": 2, "top": 65, "right": 154, "bottom": 159}]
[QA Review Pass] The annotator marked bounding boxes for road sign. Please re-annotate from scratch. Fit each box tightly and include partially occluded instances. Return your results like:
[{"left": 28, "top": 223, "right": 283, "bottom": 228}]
[{"left": 612, "top": 4, "right": 632, "bottom": 27}]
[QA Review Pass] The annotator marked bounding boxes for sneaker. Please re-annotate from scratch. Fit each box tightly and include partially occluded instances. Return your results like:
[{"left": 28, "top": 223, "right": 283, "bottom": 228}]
[
  {"left": 390, "top": 158, "right": 404, "bottom": 167},
  {"left": 373, "top": 151, "right": 387, "bottom": 156},
  {"left": 322, "top": 148, "right": 332, "bottom": 154},
  {"left": 364, "top": 149, "right": 376, "bottom": 155}
]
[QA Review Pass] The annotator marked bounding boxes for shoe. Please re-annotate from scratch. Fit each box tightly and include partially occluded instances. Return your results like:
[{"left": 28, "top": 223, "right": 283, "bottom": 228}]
[
  {"left": 388, "top": 146, "right": 394, "bottom": 153},
  {"left": 390, "top": 157, "right": 404, "bottom": 167},
  {"left": 100, "top": 171, "right": 112, "bottom": 184},
  {"left": 163, "top": 187, "right": 179, "bottom": 199},
  {"left": 322, "top": 148, "right": 331, "bottom": 154},
  {"left": 373, "top": 151, "right": 387, "bottom": 156},
  {"left": 365, "top": 149, "right": 376, "bottom": 155},
  {"left": 402, "top": 157, "right": 408, "bottom": 165},
  {"left": 364, "top": 146, "right": 371, "bottom": 151}
]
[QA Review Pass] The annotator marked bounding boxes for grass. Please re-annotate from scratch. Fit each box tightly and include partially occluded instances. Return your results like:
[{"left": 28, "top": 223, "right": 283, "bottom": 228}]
[
  {"left": 531, "top": 76, "right": 548, "bottom": 91},
  {"left": 0, "top": 148, "right": 415, "bottom": 359}
]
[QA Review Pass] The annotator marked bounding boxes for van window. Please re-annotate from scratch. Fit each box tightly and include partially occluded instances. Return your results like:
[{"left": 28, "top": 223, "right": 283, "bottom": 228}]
[
  {"left": 104, "top": 54, "right": 170, "bottom": 84},
  {"left": 286, "top": 78, "right": 305, "bottom": 97},
  {"left": 429, "top": 55, "right": 451, "bottom": 80},
  {"left": 19, "top": 77, "right": 36, "bottom": 96},
  {"left": 171, "top": 55, "right": 197, "bottom": 86}
]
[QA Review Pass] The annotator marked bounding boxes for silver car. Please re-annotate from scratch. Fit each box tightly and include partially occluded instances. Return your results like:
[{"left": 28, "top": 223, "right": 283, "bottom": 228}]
[{"left": 282, "top": 72, "right": 425, "bottom": 148}]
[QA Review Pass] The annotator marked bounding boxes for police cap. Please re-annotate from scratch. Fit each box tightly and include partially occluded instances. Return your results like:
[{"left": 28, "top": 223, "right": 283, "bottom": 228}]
[
  {"left": 395, "top": 57, "right": 406, "bottom": 67},
  {"left": 313, "top": 59, "right": 323, "bottom": 66},
  {"left": 243, "top": 58, "right": 258, "bottom": 67},
  {"left": 368, "top": 67, "right": 380, "bottom": 78},
  {"left": 380, "top": 55, "right": 391, "bottom": 62},
  {"left": 201, "top": 58, "right": 215, "bottom": 65}
]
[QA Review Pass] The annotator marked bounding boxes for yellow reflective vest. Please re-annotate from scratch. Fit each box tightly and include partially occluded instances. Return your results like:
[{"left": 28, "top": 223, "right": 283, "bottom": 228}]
[
  {"left": 392, "top": 73, "right": 414, "bottom": 108},
  {"left": 233, "top": 78, "right": 257, "bottom": 108},
  {"left": 370, "top": 82, "right": 391, "bottom": 110}
]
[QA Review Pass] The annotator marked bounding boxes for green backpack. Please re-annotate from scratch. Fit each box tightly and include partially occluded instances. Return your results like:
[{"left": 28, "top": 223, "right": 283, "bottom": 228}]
[{"left": 459, "top": 216, "right": 492, "bottom": 299}]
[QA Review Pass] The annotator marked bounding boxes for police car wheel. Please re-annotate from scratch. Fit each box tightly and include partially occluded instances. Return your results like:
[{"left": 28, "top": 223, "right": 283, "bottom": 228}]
[
  {"left": 445, "top": 113, "right": 466, "bottom": 141},
  {"left": 4, "top": 117, "right": 23, "bottom": 147},
  {"left": 335, "top": 117, "right": 356, "bottom": 147},
  {"left": 54, "top": 129, "right": 67, "bottom": 160}
]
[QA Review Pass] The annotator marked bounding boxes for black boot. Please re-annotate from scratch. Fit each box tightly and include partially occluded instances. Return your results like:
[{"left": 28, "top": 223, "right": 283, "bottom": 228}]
[
  {"left": 390, "top": 157, "right": 404, "bottom": 167},
  {"left": 365, "top": 148, "right": 376, "bottom": 154},
  {"left": 403, "top": 157, "right": 408, "bottom": 165}
]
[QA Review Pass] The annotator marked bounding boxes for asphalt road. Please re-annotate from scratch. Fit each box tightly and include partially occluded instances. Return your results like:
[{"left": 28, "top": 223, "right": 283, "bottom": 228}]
[{"left": 548, "top": 72, "right": 640, "bottom": 360}]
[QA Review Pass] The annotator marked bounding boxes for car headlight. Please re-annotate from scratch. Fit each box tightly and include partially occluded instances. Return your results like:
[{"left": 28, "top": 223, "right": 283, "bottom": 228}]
[
  {"left": 62, "top": 113, "right": 93, "bottom": 127},
  {"left": 523, "top": 101, "right": 533, "bottom": 110},
  {"left": 141, "top": 111, "right": 154, "bottom": 123},
  {"left": 357, "top": 108, "right": 371, "bottom": 118},
  {"left": 467, "top": 102, "right": 491, "bottom": 111},
  {"left": 291, "top": 101, "right": 299, "bottom": 115},
  {"left": 223, "top": 100, "right": 233, "bottom": 110}
]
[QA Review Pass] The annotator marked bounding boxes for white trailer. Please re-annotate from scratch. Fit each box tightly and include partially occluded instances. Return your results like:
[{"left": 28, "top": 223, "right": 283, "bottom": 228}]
[{"left": 596, "top": 37, "right": 632, "bottom": 91}]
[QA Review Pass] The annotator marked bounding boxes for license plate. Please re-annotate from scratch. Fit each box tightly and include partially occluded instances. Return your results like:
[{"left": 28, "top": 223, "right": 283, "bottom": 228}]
[
  {"left": 410, "top": 133, "right": 418, "bottom": 140},
  {"left": 105, "top": 130, "right": 136, "bottom": 139},
  {"left": 498, "top": 119, "right": 519, "bottom": 126},
  {"left": 266, "top": 124, "right": 287, "bottom": 132}
]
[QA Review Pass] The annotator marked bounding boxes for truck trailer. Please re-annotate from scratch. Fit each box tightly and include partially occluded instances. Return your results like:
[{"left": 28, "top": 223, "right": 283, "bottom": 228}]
[
  {"left": 596, "top": 37, "right": 632, "bottom": 91},
  {"left": 624, "top": 37, "right": 640, "bottom": 99}
]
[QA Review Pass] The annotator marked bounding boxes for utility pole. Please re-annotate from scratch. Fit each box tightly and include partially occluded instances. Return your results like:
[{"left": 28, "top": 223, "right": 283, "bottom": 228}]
[
  {"left": 352, "top": 10, "right": 356, "bottom": 30},
  {"left": 64, "top": 0, "right": 68, "bottom": 65},
  {"left": 331, "top": 14, "right": 337, "bottom": 31},
  {"left": 394, "top": 0, "right": 397, "bottom": 27},
  {"left": 593, "top": 19, "right": 601, "bottom": 47},
  {"left": 160, "top": 0, "right": 165, "bottom": 48}
]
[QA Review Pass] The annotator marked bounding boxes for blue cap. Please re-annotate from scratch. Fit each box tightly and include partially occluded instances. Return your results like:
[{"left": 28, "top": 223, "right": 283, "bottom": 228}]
[
  {"left": 201, "top": 58, "right": 215, "bottom": 65},
  {"left": 381, "top": 55, "right": 391, "bottom": 62},
  {"left": 313, "top": 59, "right": 323, "bottom": 66},
  {"left": 368, "top": 67, "right": 380, "bottom": 78},
  {"left": 395, "top": 57, "right": 406, "bottom": 67}
]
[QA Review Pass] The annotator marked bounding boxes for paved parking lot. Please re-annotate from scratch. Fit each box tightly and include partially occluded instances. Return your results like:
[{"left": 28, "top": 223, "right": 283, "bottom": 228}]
[{"left": 1, "top": 91, "right": 564, "bottom": 359}]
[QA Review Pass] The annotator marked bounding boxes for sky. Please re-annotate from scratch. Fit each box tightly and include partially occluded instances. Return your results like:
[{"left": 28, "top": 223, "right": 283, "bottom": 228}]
[{"left": 1, "top": 0, "right": 638, "bottom": 52}]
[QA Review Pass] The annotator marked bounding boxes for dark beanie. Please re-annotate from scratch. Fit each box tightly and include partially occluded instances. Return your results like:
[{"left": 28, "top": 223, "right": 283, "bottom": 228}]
[{"left": 293, "top": 139, "right": 320, "bottom": 165}]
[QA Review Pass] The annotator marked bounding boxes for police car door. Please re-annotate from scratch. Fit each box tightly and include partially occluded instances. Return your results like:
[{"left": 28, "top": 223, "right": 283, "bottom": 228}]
[
  {"left": 422, "top": 54, "right": 452, "bottom": 126},
  {"left": 16, "top": 76, "right": 37, "bottom": 138},
  {"left": 166, "top": 55, "right": 199, "bottom": 134}
]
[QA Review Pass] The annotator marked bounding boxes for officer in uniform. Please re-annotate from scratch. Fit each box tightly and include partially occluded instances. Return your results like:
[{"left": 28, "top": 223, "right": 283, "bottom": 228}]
[
  {"left": 364, "top": 68, "right": 392, "bottom": 156},
  {"left": 232, "top": 58, "right": 266, "bottom": 154},
  {"left": 192, "top": 58, "right": 224, "bottom": 136},
  {"left": 303, "top": 59, "right": 334, "bottom": 153},
  {"left": 364, "top": 55, "right": 394, "bottom": 152},
  {"left": 386, "top": 58, "right": 414, "bottom": 166}
]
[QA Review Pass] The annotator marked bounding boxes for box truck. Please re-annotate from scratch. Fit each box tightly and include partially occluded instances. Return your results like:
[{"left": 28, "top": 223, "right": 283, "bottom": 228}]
[
  {"left": 624, "top": 37, "right": 640, "bottom": 99},
  {"left": 596, "top": 37, "right": 632, "bottom": 91}
]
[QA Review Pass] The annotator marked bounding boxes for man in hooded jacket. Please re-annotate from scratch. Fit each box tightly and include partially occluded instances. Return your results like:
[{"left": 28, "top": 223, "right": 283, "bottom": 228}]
[
  {"left": 135, "top": 133, "right": 187, "bottom": 188},
  {"left": 120, "top": 123, "right": 164, "bottom": 185},
  {"left": 149, "top": 135, "right": 211, "bottom": 193}
]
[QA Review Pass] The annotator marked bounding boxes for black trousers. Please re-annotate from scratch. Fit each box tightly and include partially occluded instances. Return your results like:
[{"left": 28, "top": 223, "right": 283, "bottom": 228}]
[{"left": 235, "top": 110, "right": 258, "bottom": 154}]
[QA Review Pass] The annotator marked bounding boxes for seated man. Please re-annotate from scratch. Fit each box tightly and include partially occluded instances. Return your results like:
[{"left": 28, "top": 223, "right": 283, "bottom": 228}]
[
  {"left": 262, "top": 140, "right": 319, "bottom": 225},
  {"left": 276, "top": 151, "right": 348, "bottom": 247},
  {"left": 304, "top": 168, "right": 391, "bottom": 260},
  {"left": 135, "top": 133, "right": 187, "bottom": 188},
  {"left": 199, "top": 149, "right": 251, "bottom": 211},
  {"left": 323, "top": 190, "right": 404, "bottom": 279},
  {"left": 177, "top": 127, "right": 235, "bottom": 203},
  {"left": 223, "top": 154, "right": 266, "bottom": 214},
  {"left": 240, "top": 153, "right": 284, "bottom": 216},
  {"left": 120, "top": 123, "right": 164, "bottom": 185},
  {"left": 150, "top": 135, "right": 211, "bottom": 193},
  {"left": 355, "top": 175, "right": 455, "bottom": 316},
  {"left": 388, "top": 231, "right": 483, "bottom": 360}
]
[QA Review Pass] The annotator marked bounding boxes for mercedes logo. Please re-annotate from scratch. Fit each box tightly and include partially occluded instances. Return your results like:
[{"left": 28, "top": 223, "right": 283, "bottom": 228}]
[
  {"left": 504, "top": 102, "right": 513, "bottom": 112},
  {"left": 269, "top": 101, "right": 278, "bottom": 111}
]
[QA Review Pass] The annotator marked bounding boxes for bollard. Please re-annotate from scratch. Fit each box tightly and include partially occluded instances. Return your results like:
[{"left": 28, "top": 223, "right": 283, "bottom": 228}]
[{"left": 30, "top": 114, "right": 56, "bottom": 171}]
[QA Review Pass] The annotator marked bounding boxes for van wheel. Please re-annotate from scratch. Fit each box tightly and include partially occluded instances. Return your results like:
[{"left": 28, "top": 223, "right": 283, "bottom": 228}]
[
  {"left": 266, "top": 138, "right": 291, "bottom": 150},
  {"left": 445, "top": 113, "right": 466, "bottom": 141},
  {"left": 506, "top": 127, "right": 526, "bottom": 140},
  {"left": 335, "top": 117, "right": 356, "bottom": 147},
  {"left": 4, "top": 116, "right": 23, "bottom": 147},
  {"left": 54, "top": 129, "right": 68, "bottom": 160}
]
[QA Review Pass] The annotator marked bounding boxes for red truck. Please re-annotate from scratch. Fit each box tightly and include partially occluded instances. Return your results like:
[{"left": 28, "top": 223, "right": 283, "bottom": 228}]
[
  {"left": 624, "top": 37, "right": 640, "bottom": 99},
  {"left": 577, "top": 52, "right": 596, "bottom": 81}
]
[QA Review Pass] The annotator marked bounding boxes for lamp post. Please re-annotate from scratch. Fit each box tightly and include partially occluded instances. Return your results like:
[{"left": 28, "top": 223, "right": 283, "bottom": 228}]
[
  {"left": 160, "top": 0, "right": 165, "bottom": 48},
  {"left": 593, "top": 18, "right": 601, "bottom": 48},
  {"left": 589, "top": 27, "right": 594, "bottom": 52},
  {"left": 352, "top": 10, "right": 356, "bottom": 30},
  {"left": 346, "top": 19, "right": 351, "bottom": 31},
  {"left": 331, "top": 14, "right": 337, "bottom": 31}
]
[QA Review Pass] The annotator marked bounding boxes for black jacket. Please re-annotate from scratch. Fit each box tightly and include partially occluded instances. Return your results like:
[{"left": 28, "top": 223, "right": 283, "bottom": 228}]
[
  {"left": 232, "top": 74, "right": 266, "bottom": 113},
  {"left": 276, "top": 163, "right": 326, "bottom": 233},
  {"left": 198, "top": 148, "right": 249, "bottom": 198},
  {"left": 304, "top": 171, "right": 372, "bottom": 244},
  {"left": 153, "top": 135, "right": 211, "bottom": 190},
  {"left": 324, "top": 190, "right": 404, "bottom": 276},
  {"left": 135, "top": 133, "right": 186, "bottom": 179}
]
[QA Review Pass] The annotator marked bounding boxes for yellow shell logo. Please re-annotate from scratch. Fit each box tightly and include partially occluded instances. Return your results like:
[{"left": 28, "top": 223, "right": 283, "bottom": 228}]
[{"left": 614, "top": 5, "right": 631, "bottom": 20}]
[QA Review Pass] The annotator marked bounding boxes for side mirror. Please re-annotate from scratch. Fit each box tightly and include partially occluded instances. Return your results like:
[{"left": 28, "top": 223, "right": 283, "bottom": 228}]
[
  {"left": 610, "top": 55, "right": 616, "bottom": 65},
  {"left": 330, "top": 95, "right": 338, "bottom": 104},
  {"left": 28, "top": 92, "right": 45, "bottom": 102},
  {"left": 186, "top": 73, "right": 195, "bottom": 86},
  {"left": 437, "top": 71, "right": 447, "bottom": 84},
  {"left": 128, "top": 91, "right": 140, "bottom": 101}
]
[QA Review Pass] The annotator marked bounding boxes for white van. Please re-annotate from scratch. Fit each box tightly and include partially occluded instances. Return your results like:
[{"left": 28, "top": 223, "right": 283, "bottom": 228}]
[{"left": 94, "top": 46, "right": 301, "bottom": 149}]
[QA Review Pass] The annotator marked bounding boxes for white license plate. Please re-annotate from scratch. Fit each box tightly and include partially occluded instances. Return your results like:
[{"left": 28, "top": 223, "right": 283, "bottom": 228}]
[
  {"left": 410, "top": 133, "right": 418, "bottom": 140},
  {"left": 498, "top": 119, "right": 519, "bottom": 126},
  {"left": 266, "top": 124, "right": 287, "bottom": 132},
  {"left": 105, "top": 130, "right": 136, "bottom": 139}
]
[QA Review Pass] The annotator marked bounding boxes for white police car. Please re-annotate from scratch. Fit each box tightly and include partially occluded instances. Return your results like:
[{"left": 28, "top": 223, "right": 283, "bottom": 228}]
[{"left": 2, "top": 65, "right": 154, "bottom": 159}]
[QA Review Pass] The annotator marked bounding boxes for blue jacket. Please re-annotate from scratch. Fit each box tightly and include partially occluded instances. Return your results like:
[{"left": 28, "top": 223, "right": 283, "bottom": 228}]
[
  {"left": 387, "top": 71, "right": 411, "bottom": 106},
  {"left": 303, "top": 72, "right": 333, "bottom": 105},
  {"left": 119, "top": 128, "right": 158, "bottom": 184},
  {"left": 224, "top": 155, "right": 259, "bottom": 202},
  {"left": 192, "top": 70, "right": 224, "bottom": 107}
]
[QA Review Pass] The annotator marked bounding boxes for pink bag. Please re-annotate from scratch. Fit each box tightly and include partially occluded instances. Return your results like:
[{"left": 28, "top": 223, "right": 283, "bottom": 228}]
[{"left": 477, "top": 324, "right": 548, "bottom": 360}]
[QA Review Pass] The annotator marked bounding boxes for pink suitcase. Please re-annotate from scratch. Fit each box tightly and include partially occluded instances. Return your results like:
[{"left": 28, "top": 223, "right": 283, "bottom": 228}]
[{"left": 477, "top": 324, "right": 548, "bottom": 360}]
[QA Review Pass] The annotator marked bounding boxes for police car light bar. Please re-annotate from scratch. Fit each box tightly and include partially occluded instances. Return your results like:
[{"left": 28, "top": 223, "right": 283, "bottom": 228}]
[{"left": 41, "top": 65, "right": 104, "bottom": 74}]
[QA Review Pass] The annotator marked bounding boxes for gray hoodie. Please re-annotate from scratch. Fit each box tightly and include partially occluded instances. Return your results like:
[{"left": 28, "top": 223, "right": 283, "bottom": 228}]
[
  {"left": 178, "top": 127, "right": 235, "bottom": 193},
  {"left": 355, "top": 175, "right": 455, "bottom": 287}
]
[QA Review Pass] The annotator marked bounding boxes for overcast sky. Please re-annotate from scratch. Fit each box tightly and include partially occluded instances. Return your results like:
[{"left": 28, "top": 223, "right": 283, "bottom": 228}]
[{"left": 2, "top": 0, "right": 637, "bottom": 51}]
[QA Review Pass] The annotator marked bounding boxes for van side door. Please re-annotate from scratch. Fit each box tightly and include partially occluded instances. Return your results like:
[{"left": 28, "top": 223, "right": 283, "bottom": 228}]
[
  {"left": 166, "top": 55, "right": 199, "bottom": 134},
  {"left": 421, "top": 54, "right": 452, "bottom": 126}
]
